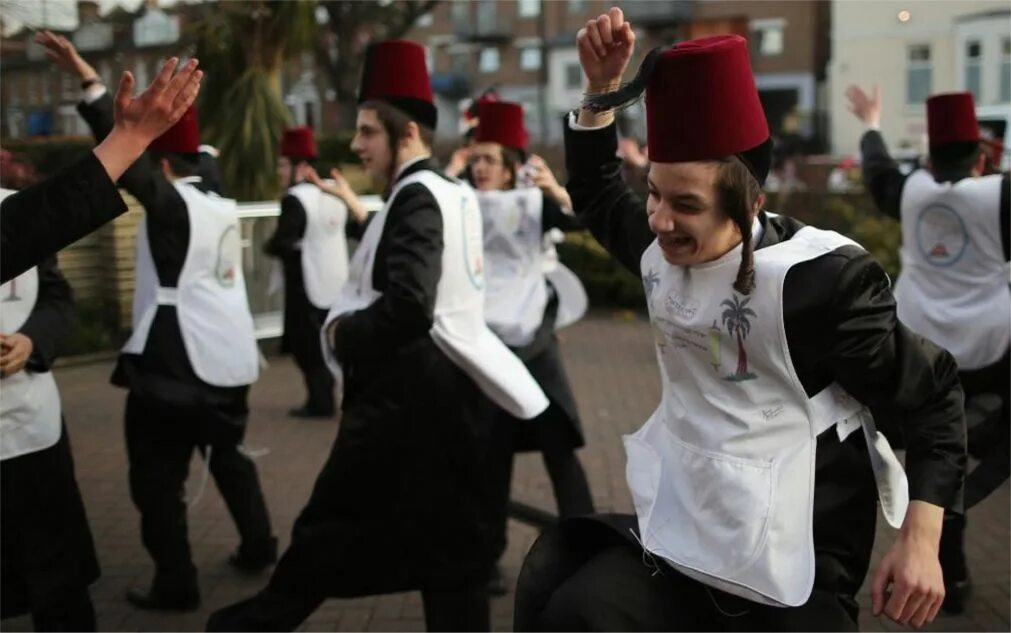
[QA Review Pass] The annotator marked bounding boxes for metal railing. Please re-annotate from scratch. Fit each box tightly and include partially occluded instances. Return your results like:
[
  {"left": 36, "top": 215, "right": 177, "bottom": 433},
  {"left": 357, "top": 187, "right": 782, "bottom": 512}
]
[{"left": 236, "top": 195, "right": 384, "bottom": 339}]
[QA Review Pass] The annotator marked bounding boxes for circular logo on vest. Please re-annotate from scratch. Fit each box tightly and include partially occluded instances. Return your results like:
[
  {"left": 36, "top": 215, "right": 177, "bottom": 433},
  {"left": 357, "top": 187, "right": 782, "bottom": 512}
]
[
  {"left": 216, "top": 225, "right": 240, "bottom": 287},
  {"left": 915, "top": 204, "right": 968, "bottom": 268},
  {"left": 461, "top": 195, "right": 485, "bottom": 290},
  {"left": 320, "top": 205, "right": 342, "bottom": 235}
]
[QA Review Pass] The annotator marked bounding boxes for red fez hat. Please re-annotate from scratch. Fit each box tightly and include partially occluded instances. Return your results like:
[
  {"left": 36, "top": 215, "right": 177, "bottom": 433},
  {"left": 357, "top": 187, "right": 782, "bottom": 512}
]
[
  {"left": 359, "top": 39, "right": 437, "bottom": 129},
  {"left": 475, "top": 101, "right": 528, "bottom": 151},
  {"left": 926, "top": 92, "right": 979, "bottom": 148},
  {"left": 645, "top": 35, "right": 770, "bottom": 179},
  {"left": 280, "top": 127, "right": 318, "bottom": 159},
  {"left": 150, "top": 105, "right": 199, "bottom": 154}
]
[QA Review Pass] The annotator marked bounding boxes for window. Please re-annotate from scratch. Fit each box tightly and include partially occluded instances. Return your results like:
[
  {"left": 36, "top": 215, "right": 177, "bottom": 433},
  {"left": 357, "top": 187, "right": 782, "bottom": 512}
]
[
  {"left": 751, "top": 19, "right": 784, "bottom": 56},
  {"left": 565, "top": 62, "right": 582, "bottom": 89},
  {"left": 965, "top": 40, "right": 982, "bottom": 102},
  {"left": 906, "top": 44, "right": 932, "bottom": 105},
  {"left": 416, "top": 11, "right": 434, "bottom": 28},
  {"left": 567, "top": 0, "right": 585, "bottom": 13},
  {"left": 479, "top": 47, "right": 500, "bottom": 73},
  {"left": 520, "top": 47, "right": 542, "bottom": 71},
  {"left": 1002, "top": 37, "right": 1010, "bottom": 104},
  {"left": 518, "top": 0, "right": 541, "bottom": 18},
  {"left": 425, "top": 46, "right": 434, "bottom": 73},
  {"left": 451, "top": 0, "right": 469, "bottom": 30}
]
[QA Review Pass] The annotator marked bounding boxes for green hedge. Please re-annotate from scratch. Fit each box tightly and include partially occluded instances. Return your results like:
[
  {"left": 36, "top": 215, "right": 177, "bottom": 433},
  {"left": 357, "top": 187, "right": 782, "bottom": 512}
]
[{"left": 2, "top": 138, "right": 94, "bottom": 178}]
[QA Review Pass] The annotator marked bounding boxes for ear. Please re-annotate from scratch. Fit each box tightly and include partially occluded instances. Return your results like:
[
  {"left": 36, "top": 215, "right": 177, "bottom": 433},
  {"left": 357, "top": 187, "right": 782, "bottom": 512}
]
[
  {"left": 752, "top": 192, "right": 766, "bottom": 216},
  {"left": 159, "top": 157, "right": 173, "bottom": 178},
  {"left": 973, "top": 151, "right": 987, "bottom": 176},
  {"left": 405, "top": 120, "right": 421, "bottom": 146}
]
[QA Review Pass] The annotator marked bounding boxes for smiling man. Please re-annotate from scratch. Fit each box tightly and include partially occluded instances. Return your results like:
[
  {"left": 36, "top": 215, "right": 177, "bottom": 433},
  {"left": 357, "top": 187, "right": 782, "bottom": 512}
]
[{"left": 513, "top": 8, "right": 966, "bottom": 632}]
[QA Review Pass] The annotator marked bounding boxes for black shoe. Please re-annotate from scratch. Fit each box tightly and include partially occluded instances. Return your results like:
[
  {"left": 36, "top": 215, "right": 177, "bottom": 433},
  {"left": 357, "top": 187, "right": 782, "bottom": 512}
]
[
  {"left": 288, "top": 406, "right": 334, "bottom": 419},
  {"left": 228, "top": 537, "right": 278, "bottom": 574},
  {"left": 488, "top": 563, "right": 508, "bottom": 596},
  {"left": 126, "top": 585, "right": 200, "bottom": 612},
  {"left": 941, "top": 576, "right": 973, "bottom": 614}
]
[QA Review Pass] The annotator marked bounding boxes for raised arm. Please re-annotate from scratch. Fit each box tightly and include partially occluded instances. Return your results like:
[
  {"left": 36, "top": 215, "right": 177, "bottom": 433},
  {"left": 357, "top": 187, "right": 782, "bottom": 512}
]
[
  {"left": 846, "top": 84, "right": 908, "bottom": 220},
  {"left": 565, "top": 7, "right": 655, "bottom": 276}
]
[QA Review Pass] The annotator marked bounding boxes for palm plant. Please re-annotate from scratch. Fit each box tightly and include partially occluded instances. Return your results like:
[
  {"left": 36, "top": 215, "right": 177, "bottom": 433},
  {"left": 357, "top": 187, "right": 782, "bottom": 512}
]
[
  {"left": 720, "top": 294, "right": 757, "bottom": 380},
  {"left": 193, "top": 1, "right": 316, "bottom": 201}
]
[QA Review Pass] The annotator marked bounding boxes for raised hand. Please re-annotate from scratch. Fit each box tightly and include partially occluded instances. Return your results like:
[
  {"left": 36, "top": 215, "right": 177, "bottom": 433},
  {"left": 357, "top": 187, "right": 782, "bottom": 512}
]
[
  {"left": 577, "top": 7, "right": 636, "bottom": 92},
  {"left": 35, "top": 30, "right": 97, "bottom": 80},
  {"left": 846, "top": 84, "right": 882, "bottom": 128},
  {"left": 113, "top": 57, "right": 202, "bottom": 147},
  {"left": 92, "top": 57, "right": 203, "bottom": 182}
]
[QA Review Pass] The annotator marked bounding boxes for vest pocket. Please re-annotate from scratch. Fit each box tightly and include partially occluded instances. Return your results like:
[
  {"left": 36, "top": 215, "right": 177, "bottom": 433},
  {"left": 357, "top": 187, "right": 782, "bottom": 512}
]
[{"left": 648, "top": 426, "right": 774, "bottom": 578}]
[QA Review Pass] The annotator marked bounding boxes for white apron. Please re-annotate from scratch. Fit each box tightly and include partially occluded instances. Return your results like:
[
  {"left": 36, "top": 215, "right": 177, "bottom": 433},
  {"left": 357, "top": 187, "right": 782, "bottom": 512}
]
[
  {"left": 322, "top": 170, "right": 548, "bottom": 420},
  {"left": 0, "top": 265, "right": 63, "bottom": 461},
  {"left": 895, "top": 170, "right": 1010, "bottom": 370},
  {"left": 626, "top": 226, "right": 908, "bottom": 607},
  {"left": 123, "top": 179, "right": 259, "bottom": 387},
  {"left": 288, "top": 182, "right": 350, "bottom": 309},
  {"left": 477, "top": 188, "right": 551, "bottom": 347}
]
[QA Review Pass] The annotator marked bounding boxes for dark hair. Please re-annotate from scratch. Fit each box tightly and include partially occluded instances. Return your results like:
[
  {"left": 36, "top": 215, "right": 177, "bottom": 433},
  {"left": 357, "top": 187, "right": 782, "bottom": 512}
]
[
  {"left": 151, "top": 151, "right": 200, "bottom": 178},
  {"left": 930, "top": 141, "right": 982, "bottom": 177},
  {"left": 361, "top": 99, "right": 436, "bottom": 187},
  {"left": 500, "top": 145, "right": 525, "bottom": 189},
  {"left": 715, "top": 156, "right": 763, "bottom": 295}
]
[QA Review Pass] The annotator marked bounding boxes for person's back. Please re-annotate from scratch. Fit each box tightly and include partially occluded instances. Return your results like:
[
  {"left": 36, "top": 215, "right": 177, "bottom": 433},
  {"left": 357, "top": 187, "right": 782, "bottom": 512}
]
[{"left": 895, "top": 167, "right": 1008, "bottom": 370}]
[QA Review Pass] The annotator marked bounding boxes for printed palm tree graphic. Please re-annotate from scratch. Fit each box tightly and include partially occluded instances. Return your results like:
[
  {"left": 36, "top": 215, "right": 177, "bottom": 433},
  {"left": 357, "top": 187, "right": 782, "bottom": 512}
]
[{"left": 720, "top": 294, "right": 757, "bottom": 382}]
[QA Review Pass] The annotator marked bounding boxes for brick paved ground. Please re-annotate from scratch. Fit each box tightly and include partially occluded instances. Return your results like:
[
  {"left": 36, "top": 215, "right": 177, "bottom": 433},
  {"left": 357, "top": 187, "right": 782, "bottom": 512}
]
[{"left": 5, "top": 313, "right": 1008, "bottom": 632}]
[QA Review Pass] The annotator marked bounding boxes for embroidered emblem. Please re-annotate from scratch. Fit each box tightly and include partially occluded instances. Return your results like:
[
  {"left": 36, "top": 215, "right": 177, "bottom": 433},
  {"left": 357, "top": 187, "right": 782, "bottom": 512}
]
[
  {"left": 720, "top": 294, "right": 757, "bottom": 382},
  {"left": 665, "top": 291, "right": 699, "bottom": 321},
  {"left": 215, "top": 225, "right": 240, "bottom": 288},
  {"left": 642, "top": 269, "right": 660, "bottom": 299},
  {"left": 915, "top": 204, "right": 968, "bottom": 268},
  {"left": 321, "top": 205, "right": 342, "bottom": 235},
  {"left": 707, "top": 319, "right": 721, "bottom": 372}
]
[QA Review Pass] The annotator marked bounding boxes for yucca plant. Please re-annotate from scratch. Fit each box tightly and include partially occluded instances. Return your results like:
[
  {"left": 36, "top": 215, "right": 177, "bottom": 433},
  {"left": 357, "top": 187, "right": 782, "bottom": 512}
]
[{"left": 193, "top": 0, "right": 317, "bottom": 201}]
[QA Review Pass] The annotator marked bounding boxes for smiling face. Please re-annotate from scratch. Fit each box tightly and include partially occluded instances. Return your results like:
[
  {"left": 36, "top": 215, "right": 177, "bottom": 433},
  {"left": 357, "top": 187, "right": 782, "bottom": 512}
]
[
  {"left": 646, "top": 161, "right": 746, "bottom": 266},
  {"left": 350, "top": 108, "right": 394, "bottom": 182}
]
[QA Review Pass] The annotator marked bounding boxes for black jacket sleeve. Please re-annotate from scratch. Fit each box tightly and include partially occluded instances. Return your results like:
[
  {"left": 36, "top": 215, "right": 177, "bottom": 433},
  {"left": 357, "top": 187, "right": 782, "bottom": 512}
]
[
  {"left": 332, "top": 183, "right": 443, "bottom": 365},
  {"left": 859, "top": 130, "right": 909, "bottom": 221},
  {"left": 564, "top": 117, "right": 656, "bottom": 276},
  {"left": 1000, "top": 173, "right": 1010, "bottom": 261},
  {"left": 264, "top": 194, "right": 307, "bottom": 257},
  {"left": 19, "top": 257, "right": 74, "bottom": 372},
  {"left": 0, "top": 153, "right": 127, "bottom": 283},
  {"left": 345, "top": 211, "right": 376, "bottom": 241},
  {"left": 541, "top": 192, "right": 583, "bottom": 233},
  {"left": 817, "top": 248, "right": 966, "bottom": 511},
  {"left": 77, "top": 92, "right": 188, "bottom": 231}
]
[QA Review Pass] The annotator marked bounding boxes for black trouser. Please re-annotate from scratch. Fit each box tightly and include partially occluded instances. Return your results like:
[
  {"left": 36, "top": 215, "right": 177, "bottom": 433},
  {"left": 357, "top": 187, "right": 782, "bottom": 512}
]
[
  {"left": 207, "top": 584, "right": 489, "bottom": 632},
  {"left": 292, "top": 348, "right": 335, "bottom": 415},
  {"left": 1, "top": 425, "right": 100, "bottom": 632},
  {"left": 487, "top": 408, "right": 595, "bottom": 561},
  {"left": 939, "top": 349, "right": 1010, "bottom": 585},
  {"left": 124, "top": 392, "right": 273, "bottom": 589},
  {"left": 528, "top": 543, "right": 858, "bottom": 632}
]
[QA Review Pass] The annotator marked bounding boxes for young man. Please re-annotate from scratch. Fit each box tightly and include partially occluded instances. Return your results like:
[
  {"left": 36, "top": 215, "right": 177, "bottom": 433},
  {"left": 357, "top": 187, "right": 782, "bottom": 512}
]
[
  {"left": 847, "top": 86, "right": 1010, "bottom": 612},
  {"left": 1, "top": 185, "right": 100, "bottom": 632},
  {"left": 40, "top": 32, "right": 277, "bottom": 611},
  {"left": 468, "top": 100, "right": 595, "bottom": 594},
  {"left": 208, "top": 39, "right": 547, "bottom": 632},
  {"left": 514, "top": 9, "right": 965, "bottom": 631},
  {"left": 265, "top": 127, "right": 364, "bottom": 418},
  {"left": 2, "top": 32, "right": 201, "bottom": 284}
]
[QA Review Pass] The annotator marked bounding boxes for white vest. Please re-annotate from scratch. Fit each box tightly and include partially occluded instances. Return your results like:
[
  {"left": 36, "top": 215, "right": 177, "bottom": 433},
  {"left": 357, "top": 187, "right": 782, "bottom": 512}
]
[
  {"left": 626, "top": 226, "right": 908, "bottom": 607},
  {"left": 0, "top": 266, "right": 63, "bottom": 461},
  {"left": 123, "top": 179, "right": 260, "bottom": 387},
  {"left": 322, "top": 169, "right": 548, "bottom": 420},
  {"left": 287, "top": 182, "right": 350, "bottom": 309},
  {"left": 896, "top": 170, "right": 1010, "bottom": 370},
  {"left": 477, "top": 188, "right": 550, "bottom": 347}
]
